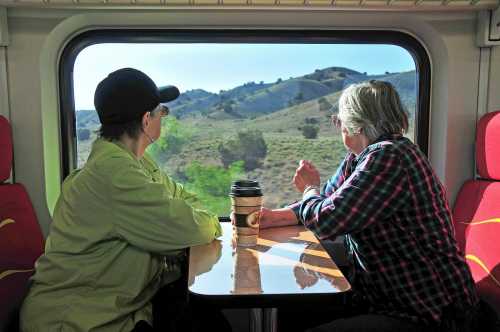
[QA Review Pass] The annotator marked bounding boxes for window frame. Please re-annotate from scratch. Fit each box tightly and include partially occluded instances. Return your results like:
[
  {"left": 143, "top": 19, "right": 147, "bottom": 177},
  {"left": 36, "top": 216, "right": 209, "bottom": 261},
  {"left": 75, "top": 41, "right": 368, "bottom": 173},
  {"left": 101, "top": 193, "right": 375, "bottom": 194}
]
[{"left": 59, "top": 29, "right": 431, "bottom": 178}]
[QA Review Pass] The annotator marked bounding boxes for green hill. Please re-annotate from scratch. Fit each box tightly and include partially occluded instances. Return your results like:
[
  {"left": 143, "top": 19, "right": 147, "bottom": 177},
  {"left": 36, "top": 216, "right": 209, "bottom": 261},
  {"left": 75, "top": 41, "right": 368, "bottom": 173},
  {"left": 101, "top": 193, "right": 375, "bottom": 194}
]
[
  {"left": 77, "top": 66, "right": 416, "bottom": 123},
  {"left": 76, "top": 66, "right": 417, "bottom": 214},
  {"left": 233, "top": 78, "right": 333, "bottom": 117},
  {"left": 168, "top": 67, "right": 415, "bottom": 119}
]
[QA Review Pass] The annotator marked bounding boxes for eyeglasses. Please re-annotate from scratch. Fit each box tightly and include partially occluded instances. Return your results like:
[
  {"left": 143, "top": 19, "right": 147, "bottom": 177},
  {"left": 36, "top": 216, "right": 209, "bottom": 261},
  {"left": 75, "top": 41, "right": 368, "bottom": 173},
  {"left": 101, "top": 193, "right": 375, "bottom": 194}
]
[
  {"left": 150, "top": 105, "right": 169, "bottom": 118},
  {"left": 331, "top": 114, "right": 341, "bottom": 129}
]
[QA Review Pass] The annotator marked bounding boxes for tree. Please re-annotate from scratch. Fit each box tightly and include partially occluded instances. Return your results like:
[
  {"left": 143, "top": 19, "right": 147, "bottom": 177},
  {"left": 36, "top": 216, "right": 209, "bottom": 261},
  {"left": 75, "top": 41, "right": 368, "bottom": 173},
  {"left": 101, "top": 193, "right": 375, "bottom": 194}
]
[
  {"left": 147, "top": 117, "right": 192, "bottom": 163},
  {"left": 220, "top": 100, "right": 240, "bottom": 117},
  {"left": 294, "top": 92, "right": 304, "bottom": 103},
  {"left": 185, "top": 161, "right": 244, "bottom": 215},
  {"left": 218, "top": 129, "right": 268, "bottom": 171},
  {"left": 300, "top": 124, "right": 320, "bottom": 139}
]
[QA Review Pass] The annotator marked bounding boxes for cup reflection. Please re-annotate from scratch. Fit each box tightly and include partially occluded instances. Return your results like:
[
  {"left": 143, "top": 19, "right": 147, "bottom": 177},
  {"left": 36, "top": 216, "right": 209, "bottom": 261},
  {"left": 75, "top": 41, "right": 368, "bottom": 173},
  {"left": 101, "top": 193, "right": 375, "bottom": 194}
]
[{"left": 231, "top": 235, "right": 263, "bottom": 294}]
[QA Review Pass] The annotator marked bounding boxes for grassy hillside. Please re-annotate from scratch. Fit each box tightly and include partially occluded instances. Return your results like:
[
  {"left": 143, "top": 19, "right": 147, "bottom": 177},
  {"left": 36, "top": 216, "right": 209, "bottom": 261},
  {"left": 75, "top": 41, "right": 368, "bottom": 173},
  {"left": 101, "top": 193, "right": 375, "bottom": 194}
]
[
  {"left": 168, "top": 67, "right": 416, "bottom": 119},
  {"left": 75, "top": 66, "right": 417, "bottom": 215},
  {"left": 161, "top": 92, "right": 347, "bottom": 213},
  {"left": 162, "top": 124, "right": 346, "bottom": 211}
]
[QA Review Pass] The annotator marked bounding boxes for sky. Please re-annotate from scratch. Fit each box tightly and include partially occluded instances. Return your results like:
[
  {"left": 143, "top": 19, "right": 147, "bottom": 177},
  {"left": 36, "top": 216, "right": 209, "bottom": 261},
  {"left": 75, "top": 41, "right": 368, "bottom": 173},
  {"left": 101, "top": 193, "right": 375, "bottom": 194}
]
[{"left": 73, "top": 43, "right": 415, "bottom": 110}]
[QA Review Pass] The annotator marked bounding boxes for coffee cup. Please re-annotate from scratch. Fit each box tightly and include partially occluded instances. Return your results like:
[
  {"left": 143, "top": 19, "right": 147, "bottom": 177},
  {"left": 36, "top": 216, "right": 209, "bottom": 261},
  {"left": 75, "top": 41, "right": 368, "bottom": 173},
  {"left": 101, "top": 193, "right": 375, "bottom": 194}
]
[{"left": 230, "top": 180, "right": 263, "bottom": 247}]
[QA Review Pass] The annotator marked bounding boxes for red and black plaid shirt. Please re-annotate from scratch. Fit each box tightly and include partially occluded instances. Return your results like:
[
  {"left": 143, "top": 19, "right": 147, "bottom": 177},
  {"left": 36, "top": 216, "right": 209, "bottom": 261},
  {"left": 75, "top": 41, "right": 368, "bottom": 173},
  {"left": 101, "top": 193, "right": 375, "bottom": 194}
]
[{"left": 291, "top": 135, "right": 478, "bottom": 325}]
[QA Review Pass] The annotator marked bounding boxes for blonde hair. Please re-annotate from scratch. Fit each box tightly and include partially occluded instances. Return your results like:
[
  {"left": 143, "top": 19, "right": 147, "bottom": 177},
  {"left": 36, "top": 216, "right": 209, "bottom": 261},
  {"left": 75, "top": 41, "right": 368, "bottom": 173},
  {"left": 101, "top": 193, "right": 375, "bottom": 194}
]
[{"left": 338, "top": 80, "right": 409, "bottom": 142}]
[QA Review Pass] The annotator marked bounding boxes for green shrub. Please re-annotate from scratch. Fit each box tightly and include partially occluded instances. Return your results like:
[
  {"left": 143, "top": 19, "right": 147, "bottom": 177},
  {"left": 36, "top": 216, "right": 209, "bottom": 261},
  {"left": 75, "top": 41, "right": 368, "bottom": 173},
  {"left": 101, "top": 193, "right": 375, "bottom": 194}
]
[
  {"left": 300, "top": 124, "right": 320, "bottom": 139},
  {"left": 185, "top": 160, "right": 244, "bottom": 216},
  {"left": 218, "top": 129, "right": 268, "bottom": 171},
  {"left": 148, "top": 117, "right": 193, "bottom": 163}
]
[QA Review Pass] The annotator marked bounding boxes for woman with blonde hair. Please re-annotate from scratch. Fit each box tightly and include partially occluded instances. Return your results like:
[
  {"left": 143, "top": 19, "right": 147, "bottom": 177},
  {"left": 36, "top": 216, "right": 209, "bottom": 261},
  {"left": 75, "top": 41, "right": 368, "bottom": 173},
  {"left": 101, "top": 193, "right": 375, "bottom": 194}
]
[{"left": 260, "top": 80, "right": 480, "bottom": 331}]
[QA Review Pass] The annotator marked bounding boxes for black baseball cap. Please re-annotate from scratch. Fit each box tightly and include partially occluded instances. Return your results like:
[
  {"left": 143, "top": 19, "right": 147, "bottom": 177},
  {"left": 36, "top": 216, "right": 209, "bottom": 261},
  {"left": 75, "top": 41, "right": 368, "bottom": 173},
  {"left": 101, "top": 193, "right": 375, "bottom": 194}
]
[{"left": 94, "top": 68, "right": 180, "bottom": 125}]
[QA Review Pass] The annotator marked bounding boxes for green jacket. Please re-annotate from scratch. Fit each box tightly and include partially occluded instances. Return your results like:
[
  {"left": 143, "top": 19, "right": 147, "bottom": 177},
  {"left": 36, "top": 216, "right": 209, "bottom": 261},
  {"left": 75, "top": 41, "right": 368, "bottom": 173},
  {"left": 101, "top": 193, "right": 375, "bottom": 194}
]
[{"left": 20, "top": 138, "right": 222, "bottom": 332}]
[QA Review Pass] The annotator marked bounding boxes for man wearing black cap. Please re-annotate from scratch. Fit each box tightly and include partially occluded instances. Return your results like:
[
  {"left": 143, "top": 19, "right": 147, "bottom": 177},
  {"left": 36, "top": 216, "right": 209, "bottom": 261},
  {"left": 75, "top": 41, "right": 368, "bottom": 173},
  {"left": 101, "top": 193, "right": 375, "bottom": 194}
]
[{"left": 20, "top": 68, "right": 225, "bottom": 332}]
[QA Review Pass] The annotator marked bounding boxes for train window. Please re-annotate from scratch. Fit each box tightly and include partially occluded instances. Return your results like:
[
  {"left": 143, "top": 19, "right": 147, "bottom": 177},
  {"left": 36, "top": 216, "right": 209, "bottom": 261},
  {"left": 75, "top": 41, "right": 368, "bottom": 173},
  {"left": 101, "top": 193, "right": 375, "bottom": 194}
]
[{"left": 61, "top": 30, "right": 430, "bottom": 217}]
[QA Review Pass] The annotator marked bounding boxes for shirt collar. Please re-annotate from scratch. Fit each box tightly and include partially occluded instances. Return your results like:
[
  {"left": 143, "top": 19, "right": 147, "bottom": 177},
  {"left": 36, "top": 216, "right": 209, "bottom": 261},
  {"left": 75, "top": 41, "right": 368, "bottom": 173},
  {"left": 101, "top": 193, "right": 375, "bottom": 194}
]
[{"left": 353, "top": 133, "right": 403, "bottom": 163}]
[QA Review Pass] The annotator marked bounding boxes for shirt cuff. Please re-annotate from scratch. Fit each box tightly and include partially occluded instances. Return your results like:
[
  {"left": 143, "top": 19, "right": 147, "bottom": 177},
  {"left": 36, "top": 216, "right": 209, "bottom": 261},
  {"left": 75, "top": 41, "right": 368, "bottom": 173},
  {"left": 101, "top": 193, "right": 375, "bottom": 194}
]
[
  {"left": 286, "top": 201, "right": 303, "bottom": 224},
  {"left": 302, "top": 186, "right": 320, "bottom": 200}
]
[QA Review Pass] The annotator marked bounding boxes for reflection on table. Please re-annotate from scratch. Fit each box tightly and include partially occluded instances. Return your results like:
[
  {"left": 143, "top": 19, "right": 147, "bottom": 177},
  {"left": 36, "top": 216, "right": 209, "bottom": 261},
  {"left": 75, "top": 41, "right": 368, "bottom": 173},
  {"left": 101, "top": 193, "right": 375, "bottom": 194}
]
[{"left": 189, "top": 222, "right": 351, "bottom": 297}]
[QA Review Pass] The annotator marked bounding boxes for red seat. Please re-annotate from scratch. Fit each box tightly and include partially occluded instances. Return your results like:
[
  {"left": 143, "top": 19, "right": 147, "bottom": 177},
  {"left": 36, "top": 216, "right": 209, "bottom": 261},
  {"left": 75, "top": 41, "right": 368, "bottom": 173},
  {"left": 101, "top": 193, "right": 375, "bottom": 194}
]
[
  {"left": 453, "top": 111, "right": 500, "bottom": 319},
  {"left": 0, "top": 115, "right": 44, "bottom": 332}
]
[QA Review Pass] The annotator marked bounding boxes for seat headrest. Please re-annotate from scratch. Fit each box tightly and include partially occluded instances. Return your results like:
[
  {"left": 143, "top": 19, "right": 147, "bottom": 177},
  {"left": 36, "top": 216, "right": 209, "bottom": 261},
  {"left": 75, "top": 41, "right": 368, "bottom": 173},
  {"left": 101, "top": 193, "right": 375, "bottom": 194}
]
[
  {"left": 0, "top": 116, "right": 13, "bottom": 182},
  {"left": 476, "top": 111, "right": 500, "bottom": 180}
]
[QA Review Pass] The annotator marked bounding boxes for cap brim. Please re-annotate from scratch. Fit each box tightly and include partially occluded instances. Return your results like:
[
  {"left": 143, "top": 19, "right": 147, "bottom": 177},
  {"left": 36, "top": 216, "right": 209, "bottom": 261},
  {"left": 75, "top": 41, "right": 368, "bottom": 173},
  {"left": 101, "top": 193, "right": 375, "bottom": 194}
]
[{"left": 158, "top": 85, "right": 180, "bottom": 103}]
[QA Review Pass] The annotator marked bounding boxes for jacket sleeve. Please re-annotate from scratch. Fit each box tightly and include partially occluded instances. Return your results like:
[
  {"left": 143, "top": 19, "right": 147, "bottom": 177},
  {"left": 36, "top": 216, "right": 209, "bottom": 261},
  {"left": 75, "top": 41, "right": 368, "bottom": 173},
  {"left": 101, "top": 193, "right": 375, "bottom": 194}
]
[
  {"left": 161, "top": 172, "right": 203, "bottom": 206},
  {"left": 107, "top": 158, "right": 222, "bottom": 254},
  {"left": 143, "top": 153, "right": 202, "bottom": 205}
]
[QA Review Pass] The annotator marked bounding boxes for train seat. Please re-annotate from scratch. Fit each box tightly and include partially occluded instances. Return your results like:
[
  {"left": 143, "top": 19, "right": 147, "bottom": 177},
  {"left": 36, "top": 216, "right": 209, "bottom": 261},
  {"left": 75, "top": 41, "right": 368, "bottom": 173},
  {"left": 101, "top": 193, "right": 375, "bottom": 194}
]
[
  {"left": 453, "top": 111, "right": 500, "bottom": 320},
  {"left": 0, "top": 115, "right": 45, "bottom": 332}
]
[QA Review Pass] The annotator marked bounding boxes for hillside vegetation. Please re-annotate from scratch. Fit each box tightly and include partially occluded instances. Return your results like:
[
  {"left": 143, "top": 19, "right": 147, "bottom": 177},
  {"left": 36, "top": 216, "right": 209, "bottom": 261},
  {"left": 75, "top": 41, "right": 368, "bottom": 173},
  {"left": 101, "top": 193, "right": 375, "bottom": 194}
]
[{"left": 76, "top": 66, "right": 417, "bottom": 215}]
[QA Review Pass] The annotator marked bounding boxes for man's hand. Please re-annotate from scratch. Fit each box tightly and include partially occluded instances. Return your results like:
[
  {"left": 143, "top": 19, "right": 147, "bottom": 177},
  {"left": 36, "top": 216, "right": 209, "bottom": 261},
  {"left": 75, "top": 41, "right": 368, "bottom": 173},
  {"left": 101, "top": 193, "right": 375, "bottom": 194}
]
[{"left": 293, "top": 160, "right": 321, "bottom": 193}]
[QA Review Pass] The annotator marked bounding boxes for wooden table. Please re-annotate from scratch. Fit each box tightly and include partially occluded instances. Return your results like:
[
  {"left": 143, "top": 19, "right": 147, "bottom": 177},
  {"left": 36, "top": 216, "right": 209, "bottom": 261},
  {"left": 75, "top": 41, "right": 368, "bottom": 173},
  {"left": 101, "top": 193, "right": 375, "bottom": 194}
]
[{"left": 188, "top": 222, "right": 351, "bottom": 332}]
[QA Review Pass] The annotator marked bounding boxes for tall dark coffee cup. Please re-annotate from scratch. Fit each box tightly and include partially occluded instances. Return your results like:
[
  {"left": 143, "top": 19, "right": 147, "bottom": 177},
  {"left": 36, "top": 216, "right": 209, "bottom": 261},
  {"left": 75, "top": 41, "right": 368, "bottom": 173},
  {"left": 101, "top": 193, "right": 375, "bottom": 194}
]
[{"left": 230, "top": 180, "right": 263, "bottom": 247}]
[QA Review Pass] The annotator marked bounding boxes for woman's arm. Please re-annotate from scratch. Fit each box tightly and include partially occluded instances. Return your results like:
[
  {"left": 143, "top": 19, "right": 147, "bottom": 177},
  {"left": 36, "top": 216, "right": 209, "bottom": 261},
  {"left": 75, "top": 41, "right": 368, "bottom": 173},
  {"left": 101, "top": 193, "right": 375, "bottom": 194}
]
[
  {"left": 108, "top": 158, "right": 222, "bottom": 253},
  {"left": 260, "top": 207, "right": 299, "bottom": 229},
  {"left": 299, "top": 147, "right": 409, "bottom": 239}
]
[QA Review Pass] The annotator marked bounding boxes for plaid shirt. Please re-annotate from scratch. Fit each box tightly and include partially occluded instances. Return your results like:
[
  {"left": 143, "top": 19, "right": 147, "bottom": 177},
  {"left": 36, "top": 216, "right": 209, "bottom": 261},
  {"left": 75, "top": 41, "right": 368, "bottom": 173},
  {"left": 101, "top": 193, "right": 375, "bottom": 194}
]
[{"left": 291, "top": 135, "right": 478, "bottom": 325}]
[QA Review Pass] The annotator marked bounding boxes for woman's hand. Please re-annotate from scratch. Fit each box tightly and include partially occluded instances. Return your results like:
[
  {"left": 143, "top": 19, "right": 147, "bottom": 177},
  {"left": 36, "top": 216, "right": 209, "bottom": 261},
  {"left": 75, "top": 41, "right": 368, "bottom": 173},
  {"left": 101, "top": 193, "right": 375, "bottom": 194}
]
[
  {"left": 259, "top": 207, "right": 275, "bottom": 229},
  {"left": 230, "top": 211, "right": 236, "bottom": 226},
  {"left": 259, "top": 207, "right": 298, "bottom": 229},
  {"left": 293, "top": 160, "right": 321, "bottom": 193},
  {"left": 231, "top": 208, "right": 298, "bottom": 229},
  {"left": 231, "top": 208, "right": 276, "bottom": 229}
]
